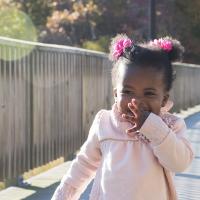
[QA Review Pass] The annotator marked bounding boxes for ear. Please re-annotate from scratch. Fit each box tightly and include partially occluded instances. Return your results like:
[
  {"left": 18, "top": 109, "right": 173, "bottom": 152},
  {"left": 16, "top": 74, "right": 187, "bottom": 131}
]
[
  {"left": 162, "top": 93, "right": 169, "bottom": 107},
  {"left": 113, "top": 88, "right": 117, "bottom": 102}
]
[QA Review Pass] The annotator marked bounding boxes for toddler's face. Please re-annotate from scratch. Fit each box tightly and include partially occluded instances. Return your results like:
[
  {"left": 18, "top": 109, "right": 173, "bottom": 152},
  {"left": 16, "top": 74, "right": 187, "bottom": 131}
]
[{"left": 114, "top": 63, "right": 169, "bottom": 116}]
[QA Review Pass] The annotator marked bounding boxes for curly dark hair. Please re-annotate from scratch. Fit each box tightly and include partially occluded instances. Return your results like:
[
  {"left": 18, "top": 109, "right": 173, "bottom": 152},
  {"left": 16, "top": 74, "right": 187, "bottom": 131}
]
[{"left": 109, "top": 34, "right": 184, "bottom": 91}]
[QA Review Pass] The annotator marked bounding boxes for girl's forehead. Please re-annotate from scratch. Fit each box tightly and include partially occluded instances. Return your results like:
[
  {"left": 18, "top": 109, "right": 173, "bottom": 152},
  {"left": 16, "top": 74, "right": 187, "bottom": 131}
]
[
  {"left": 117, "top": 64, "right": 165, "bottom": 88},
  {"left": 118, "top": 63, "right": 161, "bottom": 78}
]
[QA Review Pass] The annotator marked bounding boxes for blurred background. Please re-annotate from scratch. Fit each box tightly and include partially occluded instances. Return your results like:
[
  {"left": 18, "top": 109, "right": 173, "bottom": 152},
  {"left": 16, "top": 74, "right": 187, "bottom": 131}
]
[{"left": 1, "top": 0, "right": 200, "bottom": 63}]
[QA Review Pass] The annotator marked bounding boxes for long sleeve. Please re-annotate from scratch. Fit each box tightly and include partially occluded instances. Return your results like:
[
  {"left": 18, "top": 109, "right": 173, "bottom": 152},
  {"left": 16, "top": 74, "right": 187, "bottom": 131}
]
[
  {"left": 51, "top": 110, "right": 103, "bottom": 200},
  {"left": 140, "top": 113, "right": 194, "bottom": 172}
]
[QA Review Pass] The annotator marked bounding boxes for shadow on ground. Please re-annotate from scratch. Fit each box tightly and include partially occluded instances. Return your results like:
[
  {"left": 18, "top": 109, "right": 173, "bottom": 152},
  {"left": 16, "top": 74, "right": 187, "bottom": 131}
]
[
  {"left": 21, "top": 182, "right": 58, "bottom": 200},
  {"left": 22, "top": 181, "right": 93, "bottom": 200}
]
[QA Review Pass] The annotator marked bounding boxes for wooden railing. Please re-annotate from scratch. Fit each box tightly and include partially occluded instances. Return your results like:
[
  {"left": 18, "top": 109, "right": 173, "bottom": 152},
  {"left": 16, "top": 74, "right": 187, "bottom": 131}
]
[
  {"left": 0, "top": 37, "right": 200, "bottom": 184},
  {"left": 0, "top": 37, "right": 112, "bottom": 184},
  {"left": 171, "top": 63, "right": 200, "bottom": 112}
]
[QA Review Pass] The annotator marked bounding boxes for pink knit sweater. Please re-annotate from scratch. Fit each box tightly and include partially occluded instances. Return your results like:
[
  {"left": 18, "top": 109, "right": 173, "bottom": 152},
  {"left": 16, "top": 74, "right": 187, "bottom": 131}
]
[{"left": 51, "top": 104, "right": 193, "bottom": 200}]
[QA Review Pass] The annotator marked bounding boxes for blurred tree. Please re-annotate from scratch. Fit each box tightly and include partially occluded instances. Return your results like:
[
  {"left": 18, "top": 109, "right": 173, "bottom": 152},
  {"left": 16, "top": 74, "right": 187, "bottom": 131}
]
[
  {"left": 42, "top": 1, "right": 101, "bottom": 45},
  {"left": 94, "top": 0, "right": 148, "bottom": 40},
  {"left": 19, "top": 0, "right": 53, "bottom": 29},
  {"left": 174, "top": 0, "right": 200, "bottom": 63},
  {"left": 0, "top": 0, "right": 37, "bottom": 60},
  {"left": 41, "top": 0, "right": 149, "bottom": 50},
  {"left": 82, "top": 35, "right": 110, "bottom": 52},
  {"left": 0, "top": 0, "right": 19, "bottom": 7},
  {"left": 1, "top": 0, "right": 200, "bottom": 63},
  {"left": 0, "top": 0, "right": 37, "bottom": 42},
  {"left": 156, "top": 0, "right": 200, "bottom": 63}
]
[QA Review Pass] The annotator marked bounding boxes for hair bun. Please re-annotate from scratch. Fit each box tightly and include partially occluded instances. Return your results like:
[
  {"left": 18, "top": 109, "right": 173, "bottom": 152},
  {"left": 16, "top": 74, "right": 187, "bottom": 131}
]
[
  {"left": 109, "top": 34, "right": 133, "bottom": 62},
  {"left": 162, "top": 36, "right": 185, "bottom": 62}
]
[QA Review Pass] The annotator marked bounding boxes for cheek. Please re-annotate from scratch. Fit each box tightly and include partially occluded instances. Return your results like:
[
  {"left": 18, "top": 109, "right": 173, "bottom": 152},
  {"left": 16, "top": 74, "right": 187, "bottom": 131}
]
[
  {"left": 117, "top": 95, "right": 132, "bottom": 113},
  {"left": 148, "top": 100, "right": 163, "bottom": 115},
  {"left": 153, "top": 108, "right": 161, "bottom": 115}
]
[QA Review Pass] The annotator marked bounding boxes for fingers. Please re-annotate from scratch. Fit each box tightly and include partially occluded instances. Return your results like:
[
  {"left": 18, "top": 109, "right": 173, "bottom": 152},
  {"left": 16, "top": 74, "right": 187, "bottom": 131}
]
[
  {"left": 126, "top": 125, "right": 137, "bottom": 133},
  {"left": 121, "top": 99, "right": 150, "bottom": 138},
  {"left": 127, "top": 98, "right": 143, "bottom": 120},
  {"left": 129, "top": 99, "right": 147, "bottom": 116},
  {"left": 126, "top": 126, "right": 139, "bottom": 137},
  {"left": 121, "top": 99, "right": 140, "bottom": 125},
  {"left": 128, "top": 102, "right": 138, "bottom": 118},
  {"left": 121, "top": 113, "right": 135, "bottom": 123},
  {"left": 131, "top": 99, "right": 145, "bottom": 111},
  {"left": 121, "top": 112, "right": 139, "bottom": 136}
]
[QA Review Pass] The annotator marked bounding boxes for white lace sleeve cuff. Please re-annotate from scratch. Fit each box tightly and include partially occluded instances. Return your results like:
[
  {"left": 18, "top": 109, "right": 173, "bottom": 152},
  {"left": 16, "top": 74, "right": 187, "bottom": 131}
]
[{"left": 140, "top": 113, "right": 169, "bottom": 146}]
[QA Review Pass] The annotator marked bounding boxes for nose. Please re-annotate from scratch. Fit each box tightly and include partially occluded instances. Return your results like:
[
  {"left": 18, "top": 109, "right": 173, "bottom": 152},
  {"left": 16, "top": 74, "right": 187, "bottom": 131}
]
[{"left": 131, "top": 94, "right": 144, "bottom": 102}]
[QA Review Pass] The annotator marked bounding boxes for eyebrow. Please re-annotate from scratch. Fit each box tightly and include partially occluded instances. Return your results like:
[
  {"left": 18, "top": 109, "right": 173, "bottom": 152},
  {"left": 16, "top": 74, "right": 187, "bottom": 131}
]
[
  {"left": 123, "top": 84, "right": 134, "bottom": 89},
  {"left": 123, "top": 85, "right": 157, "bottom": 91},
  {"left": 144, "top": 88, "right": 157, "bottom": 91}
]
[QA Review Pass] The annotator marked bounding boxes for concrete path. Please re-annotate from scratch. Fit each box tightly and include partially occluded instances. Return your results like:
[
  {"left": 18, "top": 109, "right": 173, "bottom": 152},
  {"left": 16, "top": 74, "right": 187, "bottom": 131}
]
[
  {"left": 175, "top": 112, "right": 200, "bottom": 199},
  {"left": 0, "top": 109, "right": 200, "bottom": 200}
]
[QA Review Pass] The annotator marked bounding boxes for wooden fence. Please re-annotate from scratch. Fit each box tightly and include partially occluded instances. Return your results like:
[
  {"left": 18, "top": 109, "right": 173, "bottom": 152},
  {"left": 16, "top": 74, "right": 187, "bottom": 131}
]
[
  {"left": 0, "top": 37, "right": 112, "bottom": 184},
  {"left": 171, "top": 63, "right": 200, "bottom": 112},
  {"left": 0, "top": 37, "right": 200, "bottom": 184}
]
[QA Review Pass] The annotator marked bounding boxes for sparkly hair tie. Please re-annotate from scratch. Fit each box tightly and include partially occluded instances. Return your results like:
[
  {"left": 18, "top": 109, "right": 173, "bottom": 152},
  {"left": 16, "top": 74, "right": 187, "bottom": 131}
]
[
  {"left": 112, "top": 37, "right": 133, "bottom": 60},
  {"left": 150, "top": 38, "right": 173, "bottom": 52}
]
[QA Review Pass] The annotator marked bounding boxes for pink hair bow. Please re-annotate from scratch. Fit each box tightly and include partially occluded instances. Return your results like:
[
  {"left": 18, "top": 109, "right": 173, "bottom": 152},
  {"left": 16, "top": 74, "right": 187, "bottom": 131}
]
[
  {"left": 113, "top": 38, "right": 133, "bottom": 60},
  {"left": 150, "top": 38, "right": 172, "bottom": 52}
]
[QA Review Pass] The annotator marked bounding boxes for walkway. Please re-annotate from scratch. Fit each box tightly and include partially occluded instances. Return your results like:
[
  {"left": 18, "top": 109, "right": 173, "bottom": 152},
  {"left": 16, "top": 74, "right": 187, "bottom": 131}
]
[
  {"left": 175, "top": 111, "right": 200, "bottom": 199},
  {"left": 0, "top": 109, "right": 200, "bottom": 200}
]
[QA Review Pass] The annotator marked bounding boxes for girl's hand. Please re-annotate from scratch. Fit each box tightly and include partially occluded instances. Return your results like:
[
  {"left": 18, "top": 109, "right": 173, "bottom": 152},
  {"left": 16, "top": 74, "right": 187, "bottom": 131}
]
[{"left": 122, "top": 99, "right": 150, "bottom": 136}]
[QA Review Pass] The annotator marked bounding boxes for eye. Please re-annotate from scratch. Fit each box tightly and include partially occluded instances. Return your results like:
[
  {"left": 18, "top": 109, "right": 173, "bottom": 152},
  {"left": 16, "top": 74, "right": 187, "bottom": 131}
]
[
  {"left": 145, "top": 91, "right": 156, "bottom": 97},
  {"left": 121, "top": 90, "right": 133, "bottom": 95}
]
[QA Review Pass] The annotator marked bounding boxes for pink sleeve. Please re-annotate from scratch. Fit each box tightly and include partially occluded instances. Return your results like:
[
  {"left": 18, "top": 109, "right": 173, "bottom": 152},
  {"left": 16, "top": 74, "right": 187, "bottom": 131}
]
[
  {"left": 51, "top": 183, "right": 80, "bottom": 200},
  {"left": 51, "top": 110, "right": 103, "bottom": 200},
  {"left": 140, "top": 113, "right": 194, "bottom": 172}
]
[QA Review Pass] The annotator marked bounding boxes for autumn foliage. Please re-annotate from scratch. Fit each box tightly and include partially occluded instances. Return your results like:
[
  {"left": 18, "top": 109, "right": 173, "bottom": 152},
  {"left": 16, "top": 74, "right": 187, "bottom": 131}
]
[{"left": 1, "top": 0, "right": 200, "bottom": 63}]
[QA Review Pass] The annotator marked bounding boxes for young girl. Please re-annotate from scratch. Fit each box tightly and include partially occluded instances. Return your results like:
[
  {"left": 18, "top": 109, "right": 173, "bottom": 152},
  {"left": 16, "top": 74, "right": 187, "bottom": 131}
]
[{"left": 51, "top": 34, "right": 193, "bottom": 200}]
